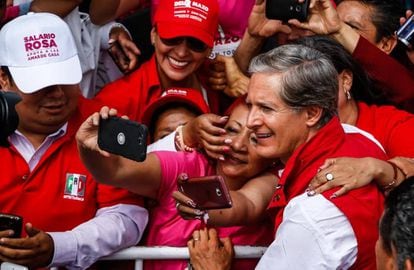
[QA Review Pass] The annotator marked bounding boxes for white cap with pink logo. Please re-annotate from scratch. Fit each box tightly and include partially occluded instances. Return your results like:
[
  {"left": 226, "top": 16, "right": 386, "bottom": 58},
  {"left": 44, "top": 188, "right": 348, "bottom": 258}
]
[{"left": 0, "top": 12, "right": 81, "bottom": 94}]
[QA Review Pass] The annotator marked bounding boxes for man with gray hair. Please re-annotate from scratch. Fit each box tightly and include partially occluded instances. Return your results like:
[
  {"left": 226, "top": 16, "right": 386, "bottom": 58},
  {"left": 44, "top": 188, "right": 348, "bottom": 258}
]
[{"left": 188, "top": 44, "right": 388, "bottom": 269}]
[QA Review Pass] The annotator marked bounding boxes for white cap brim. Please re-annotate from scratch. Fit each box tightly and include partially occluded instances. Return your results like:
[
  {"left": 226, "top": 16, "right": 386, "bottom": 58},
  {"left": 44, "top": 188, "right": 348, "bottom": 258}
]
[{"left": 9, "top": 54, "right": 82, "bottom": 94}]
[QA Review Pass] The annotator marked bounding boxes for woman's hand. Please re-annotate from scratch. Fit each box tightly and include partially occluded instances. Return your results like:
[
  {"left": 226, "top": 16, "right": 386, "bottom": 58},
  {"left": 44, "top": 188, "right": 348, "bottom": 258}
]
[
  {"left": 182, "top": 114, "right": 231, "bottom": 160},
  {"left": 188, "top": 228, "right": 234, "bottom": 270},
  {"left": 388, "top": 156, "right": 414, "bottom": 178},
  {"left": 172, "top": 187, "right": 206, "bottom": 221},
  {"left": 207, "top": 55, "right": 249, "bottom": 98},
  {"left": 289, "top": 0, "right": 341, "bottom": 35},
  {"left": 307, "top": 157, "right": 378, "bottom": 198}
]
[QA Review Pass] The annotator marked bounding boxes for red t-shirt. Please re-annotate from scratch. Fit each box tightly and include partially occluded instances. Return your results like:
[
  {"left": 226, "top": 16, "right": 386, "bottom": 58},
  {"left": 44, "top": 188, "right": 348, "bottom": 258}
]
[{"left": 356, "top": 101, "right": 414, "bottom": 157}]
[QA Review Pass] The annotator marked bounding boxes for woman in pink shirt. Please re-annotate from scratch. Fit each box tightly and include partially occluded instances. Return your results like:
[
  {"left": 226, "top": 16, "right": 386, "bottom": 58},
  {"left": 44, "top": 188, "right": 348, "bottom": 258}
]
[{"left": 76, "top": 100, "right": 277, "bottom": 270}]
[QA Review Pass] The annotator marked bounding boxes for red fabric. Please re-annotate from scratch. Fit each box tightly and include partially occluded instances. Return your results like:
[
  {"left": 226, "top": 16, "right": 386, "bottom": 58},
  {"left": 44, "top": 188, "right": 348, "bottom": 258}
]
[
  {"left": 352, "top": 36, "right": 414, "bottom": 110},
  {"left": 356, "top": 101, "right": 414, "bottom": 158},
  {"left": 94, "top": 55, "right": 220, "bottom": 121},
  {"left": 1, "top": 6, "right": 19, "bottom": 24},
  {"left": 153, "top": 0, "right": 219, "bottom": 47},
  {"left": 0, "top": 97, "right": 143, "bottom": 234},
  {"left": 269, "top": 117, "right": 386, "bottom": 269}
]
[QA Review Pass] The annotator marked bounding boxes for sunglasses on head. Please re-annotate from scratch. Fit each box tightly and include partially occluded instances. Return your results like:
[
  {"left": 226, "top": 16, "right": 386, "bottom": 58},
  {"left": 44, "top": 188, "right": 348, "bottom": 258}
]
[{"left": 159, "top": 36, "right": 208, "bottom": 52}]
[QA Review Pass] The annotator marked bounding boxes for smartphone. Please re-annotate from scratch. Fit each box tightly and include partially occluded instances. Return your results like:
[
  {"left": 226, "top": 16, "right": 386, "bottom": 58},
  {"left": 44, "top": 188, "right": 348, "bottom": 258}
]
[
  {"left": 98, "top": 116, "right": 148, "bottom": 162},
  {"left": 177, "top": 175, "right": 232, "bottom": 210},
  {"left": 0, "top": 213, "right": 22, "bottom": 238},
  {"left": 108, "top": 40, "right": 131, "bottom": 73},
  {"left": 265, "top": 0, "right": 310, "bottom": 22}
]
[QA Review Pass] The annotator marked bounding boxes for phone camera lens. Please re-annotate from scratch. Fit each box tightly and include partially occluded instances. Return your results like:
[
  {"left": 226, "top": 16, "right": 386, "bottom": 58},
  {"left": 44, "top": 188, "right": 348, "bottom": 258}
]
[
  {"left": 117, "top": 132, "right": 126, "bottom": 145},
  {"left": 295, "top": 5, "right": 302, "bottom": 12},
  {"left": 216, "top": 188, "right": 222, "bottom": 196}
]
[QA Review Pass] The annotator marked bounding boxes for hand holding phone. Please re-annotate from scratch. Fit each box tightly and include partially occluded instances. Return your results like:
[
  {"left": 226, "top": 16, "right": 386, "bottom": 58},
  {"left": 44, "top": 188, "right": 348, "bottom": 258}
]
[
  {"left": 177, "top": 174, "right": 232, "bottom": 210},
  {"left": 0, "top": 213, "right": 22, "bottom": 238},
  {"left": 265, "top": 0, "right": 310, "bottom": 22},
  {"left": 98, "top": 116, "right": 148, "bottom": 162}
]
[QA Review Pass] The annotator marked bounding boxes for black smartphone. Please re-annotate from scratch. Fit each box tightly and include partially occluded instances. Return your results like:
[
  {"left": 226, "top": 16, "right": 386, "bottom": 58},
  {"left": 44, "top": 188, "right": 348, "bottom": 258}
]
[
  {"left": 108, "top": 40, "right": 131, "bottom": 73},
  {"left": 0, "top": 213, "right": 22, "bottom": 238},
  {"left": 265, "top": 0, "right": 310, "bottom": 22},
  {"left": 177, "top": 175, "right": 232, "bottom": 210},
  {"left": 98, "top": 116, "right": 148, "bottom": 162}
]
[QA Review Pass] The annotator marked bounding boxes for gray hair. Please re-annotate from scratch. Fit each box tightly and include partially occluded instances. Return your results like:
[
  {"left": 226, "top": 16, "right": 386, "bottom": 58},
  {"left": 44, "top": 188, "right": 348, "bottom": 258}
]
[{"left": 248, "top": 44, "right": 338, "bottom": 128}]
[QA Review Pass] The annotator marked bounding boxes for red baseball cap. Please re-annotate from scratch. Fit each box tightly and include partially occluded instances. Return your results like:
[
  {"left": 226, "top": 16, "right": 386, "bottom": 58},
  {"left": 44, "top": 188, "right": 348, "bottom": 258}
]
[
  {"left": 142, "top": 87, "right": 210, "bottom": 127},
  {"left": 153, "top": 0, "right": 219, "bottom": 48}
]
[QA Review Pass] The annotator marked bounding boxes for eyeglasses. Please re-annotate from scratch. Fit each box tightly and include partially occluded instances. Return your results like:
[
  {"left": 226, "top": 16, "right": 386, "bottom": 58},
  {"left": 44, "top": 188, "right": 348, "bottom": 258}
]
[{"left": 159, "top": 37, "right": 208, "bottom": 53}]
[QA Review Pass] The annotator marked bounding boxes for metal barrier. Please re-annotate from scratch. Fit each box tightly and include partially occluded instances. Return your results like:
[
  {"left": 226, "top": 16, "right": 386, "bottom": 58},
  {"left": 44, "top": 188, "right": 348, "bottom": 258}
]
[{"left": 100, "top": 246, "right": 268, "bottom": 270}]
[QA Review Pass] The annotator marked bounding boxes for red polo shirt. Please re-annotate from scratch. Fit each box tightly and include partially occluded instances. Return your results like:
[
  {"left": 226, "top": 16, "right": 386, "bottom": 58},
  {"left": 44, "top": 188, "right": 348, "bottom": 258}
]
[{"left": 0, "top": 97, "right": 143, "bottom": 233}]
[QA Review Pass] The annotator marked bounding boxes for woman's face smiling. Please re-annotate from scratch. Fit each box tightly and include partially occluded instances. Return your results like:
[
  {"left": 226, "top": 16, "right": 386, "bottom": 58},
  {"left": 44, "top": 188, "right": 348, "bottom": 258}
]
[
  {"left": 151, "top": 28, "right": 211, "bottom": 84},
  {"left": 217, "top": 103, "right": 272, "bottom": 186}
]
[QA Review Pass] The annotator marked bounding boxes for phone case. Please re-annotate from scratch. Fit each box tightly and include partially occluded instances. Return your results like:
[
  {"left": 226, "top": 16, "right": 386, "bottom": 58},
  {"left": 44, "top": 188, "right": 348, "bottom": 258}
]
[
  {"left": 0, "top": 213, "right": 22, "bottom": 238},
  {"left": 98, "top": 116, "right": 148, "bottom": 162},
  {"left": 265, "top": 0, "right": 310, "bottom": 22},
  {"left": 177, "top": 175, "right": 232, "bottom": 210}
]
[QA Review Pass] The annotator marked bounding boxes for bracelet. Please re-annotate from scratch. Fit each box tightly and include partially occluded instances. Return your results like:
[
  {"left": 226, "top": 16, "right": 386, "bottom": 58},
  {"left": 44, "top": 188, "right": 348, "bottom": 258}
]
[
  {"left": 174, "top": 125, "right": 194, "bottom": 152},
  {"left": 382, "top": 161, "right": 398, "bottom": 190}
]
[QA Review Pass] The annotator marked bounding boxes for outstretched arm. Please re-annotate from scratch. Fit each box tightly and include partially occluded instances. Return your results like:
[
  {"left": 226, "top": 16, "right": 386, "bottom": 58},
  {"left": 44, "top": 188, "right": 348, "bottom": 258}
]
[
  {"left": 173, "top": 172, "right": 278, "bottom": 226},
  {"left": 308, "top": 156, "right": 411, "bottom": 197},
  {"left": 76, "top": 106, "right": 161, "bottom": 198}
]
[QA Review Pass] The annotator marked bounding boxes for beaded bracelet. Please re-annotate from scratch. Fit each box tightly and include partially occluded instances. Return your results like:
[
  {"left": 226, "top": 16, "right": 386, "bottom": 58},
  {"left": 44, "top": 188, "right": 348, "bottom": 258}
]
[{"left": 174, "top": 125, "right": 195, "bottom": 152}]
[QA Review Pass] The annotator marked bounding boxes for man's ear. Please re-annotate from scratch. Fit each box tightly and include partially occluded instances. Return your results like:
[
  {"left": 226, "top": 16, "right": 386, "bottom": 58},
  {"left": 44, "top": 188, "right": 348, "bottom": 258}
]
[
  {"left": 0, "top": 68, "right": 12, "bottom": 90},
  {"left": 377, "top": 35, "right": 398, "bottom": 55},
  {"left": 304, "top": 106, "right": 323, "bottom": 128}
]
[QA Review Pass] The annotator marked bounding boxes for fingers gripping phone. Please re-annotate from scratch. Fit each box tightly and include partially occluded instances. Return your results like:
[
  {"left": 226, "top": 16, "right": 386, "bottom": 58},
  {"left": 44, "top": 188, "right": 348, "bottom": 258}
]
[
  {"left": 266, "top": 0, "right": 310, "bottom": 22},
  {"left": 0, "top": 213, "right": 22, "bottom": 238},
  {"left": 177, "top": 175, "right": 232, "bottom": 210},
  {"left": 98, "top": 116, "right": 148, "bottom": 162}
]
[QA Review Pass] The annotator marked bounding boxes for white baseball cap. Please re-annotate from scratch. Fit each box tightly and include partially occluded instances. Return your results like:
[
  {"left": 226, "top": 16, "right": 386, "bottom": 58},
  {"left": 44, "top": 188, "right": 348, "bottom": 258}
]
[{"left": 0, "top": 12, "right": 81, "bottom": 94}]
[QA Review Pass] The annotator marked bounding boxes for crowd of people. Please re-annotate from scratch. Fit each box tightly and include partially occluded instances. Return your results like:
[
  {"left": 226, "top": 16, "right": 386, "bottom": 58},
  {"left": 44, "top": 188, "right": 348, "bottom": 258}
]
[{"left": 1, "top": 0, "right": 414, "bottom": 269}]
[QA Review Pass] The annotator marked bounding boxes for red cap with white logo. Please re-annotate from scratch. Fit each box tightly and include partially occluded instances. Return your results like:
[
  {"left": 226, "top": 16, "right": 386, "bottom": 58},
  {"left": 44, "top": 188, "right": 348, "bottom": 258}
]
[
  {"left": 154, "top": 0, "right": 219, "bottom": 48},
  {"left": 141, "top": 87, "right": 210, "bottom": 127},
  {"left": 0, "top": 12, "right": 81, "bottom": 94}
]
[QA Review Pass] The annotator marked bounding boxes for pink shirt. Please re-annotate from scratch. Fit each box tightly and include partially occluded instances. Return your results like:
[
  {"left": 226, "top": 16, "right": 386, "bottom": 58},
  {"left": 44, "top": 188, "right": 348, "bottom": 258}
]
[{"left": 144, "top": 151, "right": 273, "bottom": 270}]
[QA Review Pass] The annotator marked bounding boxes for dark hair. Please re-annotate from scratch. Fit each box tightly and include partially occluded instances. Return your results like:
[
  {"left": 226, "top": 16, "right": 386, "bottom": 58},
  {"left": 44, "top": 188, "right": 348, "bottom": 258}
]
[
  {"left": 294, "top": 35, "right": 380, "bottom": 104},
  {"left": 337, "top": 0, "right": 405, "bottom": 43},
  {"left": 380, "top": 177, "right": 414, "bottom": 269},
  {"left": 0, "top": 66, "right": 14, "bottom": 87}
]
